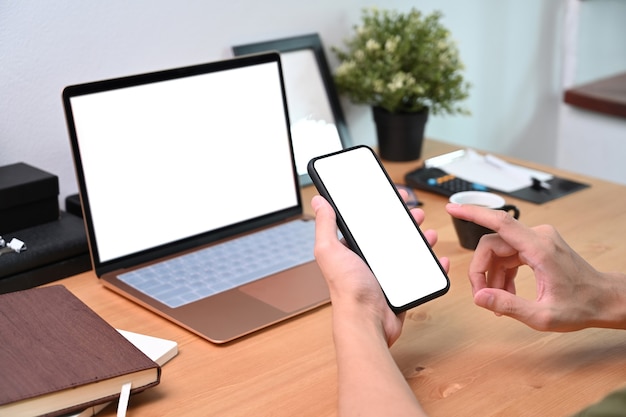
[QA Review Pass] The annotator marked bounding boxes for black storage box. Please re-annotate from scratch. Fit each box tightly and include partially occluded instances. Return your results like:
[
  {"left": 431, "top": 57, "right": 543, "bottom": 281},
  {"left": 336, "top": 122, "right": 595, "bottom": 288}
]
[
  {"left": 0, "top": 162, "right": 60, "bottom": 233},
  {"left": 0, "top": 210, "right": 91, "bottom": 293}
]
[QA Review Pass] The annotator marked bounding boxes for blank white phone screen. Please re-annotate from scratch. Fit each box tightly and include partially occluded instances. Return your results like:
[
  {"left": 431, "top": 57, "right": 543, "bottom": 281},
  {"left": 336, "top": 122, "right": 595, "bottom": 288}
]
[{"left": 312, "top": 147, "right": 448, "bottom": 308}]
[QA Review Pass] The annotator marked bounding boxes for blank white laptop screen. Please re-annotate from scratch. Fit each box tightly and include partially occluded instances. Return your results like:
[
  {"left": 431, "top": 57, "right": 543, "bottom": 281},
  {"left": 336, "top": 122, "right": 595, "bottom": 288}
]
[{"left": 69, "top": 61, "right": 298, "bottom": 263}]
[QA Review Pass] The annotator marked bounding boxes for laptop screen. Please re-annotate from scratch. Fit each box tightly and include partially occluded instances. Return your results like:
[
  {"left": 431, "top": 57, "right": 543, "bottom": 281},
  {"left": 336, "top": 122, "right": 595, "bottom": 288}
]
[{"left": 65, "top": 54, "right": 300, "bottom": 268}]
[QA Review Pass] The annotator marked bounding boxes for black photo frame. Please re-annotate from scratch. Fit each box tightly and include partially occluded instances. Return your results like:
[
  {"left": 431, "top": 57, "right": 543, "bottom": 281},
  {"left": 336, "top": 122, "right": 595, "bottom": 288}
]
[{"left": 233, "top": 33, "right": 350, "bottom": 186}]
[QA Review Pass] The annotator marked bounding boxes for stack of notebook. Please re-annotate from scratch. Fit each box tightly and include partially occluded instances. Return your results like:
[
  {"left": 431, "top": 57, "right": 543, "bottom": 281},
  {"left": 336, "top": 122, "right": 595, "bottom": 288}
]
[{"left": 0, "top": 286, "right": 175, "bottom": 417}]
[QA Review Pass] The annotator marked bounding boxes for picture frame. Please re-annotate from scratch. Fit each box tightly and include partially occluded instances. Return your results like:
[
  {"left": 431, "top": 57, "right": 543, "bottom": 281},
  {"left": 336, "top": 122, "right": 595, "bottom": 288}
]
[{"left": 233, "top": 33, "right": 350, "bottom": 186}]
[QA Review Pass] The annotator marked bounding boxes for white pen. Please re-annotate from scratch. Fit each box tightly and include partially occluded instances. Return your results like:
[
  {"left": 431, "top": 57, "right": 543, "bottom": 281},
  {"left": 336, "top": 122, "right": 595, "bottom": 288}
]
[
  {"left": 485, "top": 154, "right": 551, "bottom": 191},
  {"left": 484, "top": 154, "right": 529, "bottom": 179}
]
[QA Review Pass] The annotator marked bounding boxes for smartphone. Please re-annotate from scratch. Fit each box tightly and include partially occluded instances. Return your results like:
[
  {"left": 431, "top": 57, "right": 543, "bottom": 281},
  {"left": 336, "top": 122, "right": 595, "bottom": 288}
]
[{"left": 308, "top": 145, "right": 449, "bottom": 312}]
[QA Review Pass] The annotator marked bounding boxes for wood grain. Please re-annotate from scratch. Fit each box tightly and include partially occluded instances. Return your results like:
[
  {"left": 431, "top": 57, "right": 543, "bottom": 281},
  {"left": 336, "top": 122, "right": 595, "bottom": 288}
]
[{"left": 53, "top": 140, "right": 626, "bottom": 416}]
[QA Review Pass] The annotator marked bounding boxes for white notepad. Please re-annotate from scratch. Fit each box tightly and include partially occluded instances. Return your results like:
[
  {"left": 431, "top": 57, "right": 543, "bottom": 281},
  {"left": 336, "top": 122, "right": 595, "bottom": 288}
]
[
  {"left": 425, "top": 149, "right": 553, "bottom": 193},
  {"left": 71, "top": 330, "right": 178, "bottom": 417}
]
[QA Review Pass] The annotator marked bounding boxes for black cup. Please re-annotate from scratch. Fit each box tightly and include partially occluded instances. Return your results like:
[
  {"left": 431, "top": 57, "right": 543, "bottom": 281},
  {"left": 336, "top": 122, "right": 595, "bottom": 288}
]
[{"left": 452, "top": 205, "right": 520, "bottom": 250}]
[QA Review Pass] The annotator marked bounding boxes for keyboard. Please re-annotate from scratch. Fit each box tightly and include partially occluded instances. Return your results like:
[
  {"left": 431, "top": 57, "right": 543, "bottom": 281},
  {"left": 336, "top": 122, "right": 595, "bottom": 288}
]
[{"left": 118, "top": 219, "right": 316, "bottom": 308}]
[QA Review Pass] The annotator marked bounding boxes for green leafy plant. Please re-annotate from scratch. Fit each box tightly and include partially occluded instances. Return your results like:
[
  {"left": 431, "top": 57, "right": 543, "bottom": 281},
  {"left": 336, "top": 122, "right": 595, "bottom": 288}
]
[{"left": 332, "top": 7, "right": 471, "bottom": 115}]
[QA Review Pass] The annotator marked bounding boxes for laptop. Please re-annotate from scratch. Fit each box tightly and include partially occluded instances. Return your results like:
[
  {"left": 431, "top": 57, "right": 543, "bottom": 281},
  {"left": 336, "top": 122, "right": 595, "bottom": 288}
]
[{"left": 62, "top": 52, "right": 329, "bottom": 344}]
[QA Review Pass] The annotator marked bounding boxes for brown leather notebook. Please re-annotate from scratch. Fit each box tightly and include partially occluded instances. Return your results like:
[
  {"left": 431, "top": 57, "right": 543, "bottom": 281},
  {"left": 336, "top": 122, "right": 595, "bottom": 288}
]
[{"left": 0, "top": 285, "right": 161, "bottom": 417}]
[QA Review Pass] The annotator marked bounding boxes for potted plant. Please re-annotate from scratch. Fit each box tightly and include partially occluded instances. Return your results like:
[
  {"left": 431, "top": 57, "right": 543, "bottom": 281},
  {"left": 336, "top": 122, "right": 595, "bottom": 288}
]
[{"left": 332, "top": 7, "right": 471, "bottom": 161}]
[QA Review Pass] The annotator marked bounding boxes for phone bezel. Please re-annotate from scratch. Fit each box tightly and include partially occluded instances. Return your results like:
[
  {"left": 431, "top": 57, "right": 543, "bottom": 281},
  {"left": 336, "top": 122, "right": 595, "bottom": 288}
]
[{"left": 308, "top": 145, "right": 449, "bottom": 312}]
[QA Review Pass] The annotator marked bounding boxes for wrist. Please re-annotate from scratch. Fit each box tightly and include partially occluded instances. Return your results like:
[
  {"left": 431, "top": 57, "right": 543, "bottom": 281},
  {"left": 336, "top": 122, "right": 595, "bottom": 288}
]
[
  {"left": 593, "top": 271, "right": 626, "bottom": 330},
  {"left": 331, "top": 299, "right": 389, "bottom": 345}
]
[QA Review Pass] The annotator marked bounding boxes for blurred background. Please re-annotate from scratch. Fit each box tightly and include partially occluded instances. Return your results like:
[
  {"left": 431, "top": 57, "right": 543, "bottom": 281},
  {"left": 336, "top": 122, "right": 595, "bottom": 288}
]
[{"left": 2, "top": 0, "right": 625, "bottom": 205}]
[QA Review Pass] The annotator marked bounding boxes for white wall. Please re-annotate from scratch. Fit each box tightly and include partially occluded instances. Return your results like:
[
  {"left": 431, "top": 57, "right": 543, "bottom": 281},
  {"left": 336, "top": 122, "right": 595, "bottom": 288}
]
[
  {"left": 558, "top": 107, "right": 626, "bottom": 185},
  {"left": 556, "top": 0, "right": 626, "bottom": 186},
  {"left": 1, "top": 1, "right": 625, "bottom": 206},
  {"left": 574, "top": 0, "right": 626, "bottom": 84}
]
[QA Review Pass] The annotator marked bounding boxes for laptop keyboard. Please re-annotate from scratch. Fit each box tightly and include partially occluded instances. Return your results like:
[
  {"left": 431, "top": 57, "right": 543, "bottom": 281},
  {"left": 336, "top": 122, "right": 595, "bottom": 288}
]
[{"left": 118, "top": 219, "right": 316, "bottom": 308}]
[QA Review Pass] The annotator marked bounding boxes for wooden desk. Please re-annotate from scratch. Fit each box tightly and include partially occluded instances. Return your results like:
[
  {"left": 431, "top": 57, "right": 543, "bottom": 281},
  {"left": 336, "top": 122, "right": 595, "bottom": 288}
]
[{"left": 53, "top": 140, "right": 626, "bottom": 417}]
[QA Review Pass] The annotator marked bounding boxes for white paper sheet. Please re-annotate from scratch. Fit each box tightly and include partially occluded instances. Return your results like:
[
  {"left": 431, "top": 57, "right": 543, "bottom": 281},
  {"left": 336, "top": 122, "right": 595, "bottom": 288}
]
[{"left": 425, "top": 149, "right": 553, "bottom": 193}]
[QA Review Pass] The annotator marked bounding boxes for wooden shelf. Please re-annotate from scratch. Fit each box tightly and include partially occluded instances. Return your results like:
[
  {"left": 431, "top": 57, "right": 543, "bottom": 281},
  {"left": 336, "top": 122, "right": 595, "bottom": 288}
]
[{"left": 564, "top": 72, "right": 626, "bottom": 119}]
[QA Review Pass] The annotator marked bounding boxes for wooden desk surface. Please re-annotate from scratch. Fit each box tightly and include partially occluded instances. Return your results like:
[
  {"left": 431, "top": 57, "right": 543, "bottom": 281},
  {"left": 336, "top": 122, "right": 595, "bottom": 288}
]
[{"left": 54, "top": 140, "right": 626, "bottom": 417}]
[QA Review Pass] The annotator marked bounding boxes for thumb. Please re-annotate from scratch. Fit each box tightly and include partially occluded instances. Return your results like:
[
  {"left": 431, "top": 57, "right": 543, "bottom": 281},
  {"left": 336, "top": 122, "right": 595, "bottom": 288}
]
[
  {"left": 473, "top": 288, "right": 531, "bottom": 322},
  {"left": 311, "top": 195, "right": 338, "bottom": 244}
]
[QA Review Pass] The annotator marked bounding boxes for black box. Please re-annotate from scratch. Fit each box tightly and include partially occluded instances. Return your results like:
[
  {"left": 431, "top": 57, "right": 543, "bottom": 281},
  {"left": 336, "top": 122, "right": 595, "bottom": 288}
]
[
  {"left": 65, "top": 193, "right": 83, "bottom": 218},
  {"left": 0, "top": 211, "right": 91, "bottom": 293},
  {"left": 0, "top": 162, "right": 59, "bottom": 233}
]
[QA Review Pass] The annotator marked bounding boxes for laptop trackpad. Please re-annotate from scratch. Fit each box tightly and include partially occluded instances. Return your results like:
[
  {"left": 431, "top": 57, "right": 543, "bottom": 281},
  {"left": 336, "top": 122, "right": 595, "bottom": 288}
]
[{"left": 239, "top": 262, "right": 329, "bottom": 313}]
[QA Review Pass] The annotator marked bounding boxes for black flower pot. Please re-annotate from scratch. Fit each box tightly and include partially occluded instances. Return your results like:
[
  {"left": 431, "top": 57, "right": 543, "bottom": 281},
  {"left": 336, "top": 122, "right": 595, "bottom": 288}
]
[{"left": 372, "top": 106, "right": 429, "bottom": 161}]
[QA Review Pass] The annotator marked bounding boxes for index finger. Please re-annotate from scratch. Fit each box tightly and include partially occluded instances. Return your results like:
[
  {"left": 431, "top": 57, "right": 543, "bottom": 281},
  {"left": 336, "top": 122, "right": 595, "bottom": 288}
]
[{"left": 445, "top": 203, "right": 535, "bottom": 251}]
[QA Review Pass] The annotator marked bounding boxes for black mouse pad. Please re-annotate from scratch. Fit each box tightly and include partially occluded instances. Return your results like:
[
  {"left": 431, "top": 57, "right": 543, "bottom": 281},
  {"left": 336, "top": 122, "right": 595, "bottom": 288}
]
[{"left": 507, "top": 177, "right": 590, "bottom": 204}]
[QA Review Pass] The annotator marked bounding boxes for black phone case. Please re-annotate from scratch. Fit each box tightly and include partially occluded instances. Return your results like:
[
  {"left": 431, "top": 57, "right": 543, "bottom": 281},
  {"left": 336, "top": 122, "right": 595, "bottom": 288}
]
[{"left": 307, "top": 145, "right": 449, "bottom": 312}]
